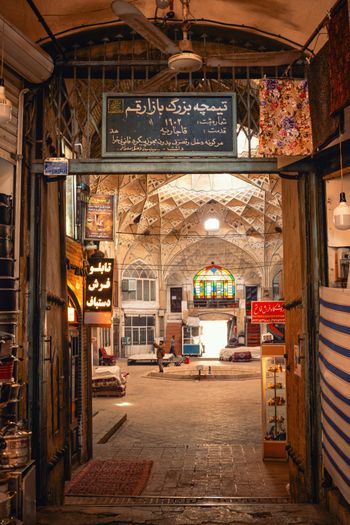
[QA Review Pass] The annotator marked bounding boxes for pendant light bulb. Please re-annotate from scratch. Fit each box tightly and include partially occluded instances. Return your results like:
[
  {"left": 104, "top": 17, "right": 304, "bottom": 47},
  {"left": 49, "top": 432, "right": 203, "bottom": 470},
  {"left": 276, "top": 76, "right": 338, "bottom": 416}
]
[
  {"left": 0, "top": 78, "right": 12, "bottom": 126},
  {"left": 333, "top": 192, "right": 350, "bottom": 230}
]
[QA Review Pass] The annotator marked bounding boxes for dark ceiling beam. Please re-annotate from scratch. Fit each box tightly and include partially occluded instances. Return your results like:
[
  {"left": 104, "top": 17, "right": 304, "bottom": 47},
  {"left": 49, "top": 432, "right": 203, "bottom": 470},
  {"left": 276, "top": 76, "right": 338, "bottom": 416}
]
[
  {"left": 33, "top": 157, "right": 283, "bottom": 175},
  {"left": 26, "top": 0, "right": 65, "bottom": 56}
]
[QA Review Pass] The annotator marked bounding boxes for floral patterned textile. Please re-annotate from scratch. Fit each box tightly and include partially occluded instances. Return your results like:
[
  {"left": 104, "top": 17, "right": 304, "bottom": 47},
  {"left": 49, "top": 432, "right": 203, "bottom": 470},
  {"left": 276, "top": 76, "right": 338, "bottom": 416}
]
[{"left": 258, "top": 79, "right": 313, "bottom": 157}]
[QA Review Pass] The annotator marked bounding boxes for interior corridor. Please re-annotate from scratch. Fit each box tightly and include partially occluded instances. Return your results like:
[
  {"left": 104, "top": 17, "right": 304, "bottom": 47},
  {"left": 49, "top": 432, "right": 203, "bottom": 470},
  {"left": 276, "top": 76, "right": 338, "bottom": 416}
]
[
  {"left": 40, "top": 361, "right": 335, "bottom": 524},
  {"left": 88, "top": 361, "right": 288, "bottom": 499}
]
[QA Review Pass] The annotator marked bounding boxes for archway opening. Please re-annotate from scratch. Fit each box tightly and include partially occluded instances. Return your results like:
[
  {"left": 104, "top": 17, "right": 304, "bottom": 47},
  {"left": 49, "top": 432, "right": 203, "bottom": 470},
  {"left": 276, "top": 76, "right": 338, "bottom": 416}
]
[{"left": 200, "top": 319, "right": 228, "bottom": 358}]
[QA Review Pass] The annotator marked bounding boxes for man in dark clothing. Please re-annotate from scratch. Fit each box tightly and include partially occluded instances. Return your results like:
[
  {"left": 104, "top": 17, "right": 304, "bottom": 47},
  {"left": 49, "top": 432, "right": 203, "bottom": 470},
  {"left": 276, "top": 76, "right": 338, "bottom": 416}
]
[{"left": 153, "top": 340, "right": 165, "bottom": 373}]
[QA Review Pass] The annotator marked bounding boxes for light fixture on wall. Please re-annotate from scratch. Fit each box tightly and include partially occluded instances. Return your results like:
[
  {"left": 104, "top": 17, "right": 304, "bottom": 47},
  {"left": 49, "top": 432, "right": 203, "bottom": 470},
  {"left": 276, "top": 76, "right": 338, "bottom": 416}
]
[
  {"left": 333, "top": 133, "right": 350, "bottom": 230},
  {"left": 85, "top": 241, "right": 98, "bottom": 253},
  {"left": 0, "top": 79, "right": 12, "bottom": 125},
  {"left": 0, "top": 20, "right": 12, "bottom": 126},
  {"left": 67, "top": 306, "right": 77, "bottom": 323}
]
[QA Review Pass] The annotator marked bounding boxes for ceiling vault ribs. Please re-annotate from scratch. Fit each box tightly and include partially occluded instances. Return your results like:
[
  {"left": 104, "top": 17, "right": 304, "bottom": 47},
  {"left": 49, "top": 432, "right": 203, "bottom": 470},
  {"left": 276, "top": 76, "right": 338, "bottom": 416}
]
[{"left": 115, "top": 173, "right": 282, "bottom": 276}]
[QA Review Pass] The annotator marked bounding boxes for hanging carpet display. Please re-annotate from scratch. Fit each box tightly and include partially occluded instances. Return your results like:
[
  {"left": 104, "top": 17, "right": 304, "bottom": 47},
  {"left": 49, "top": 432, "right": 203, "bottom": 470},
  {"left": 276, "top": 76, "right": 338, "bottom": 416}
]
[
  {"left": 307, "top": 42, "right": 339, "bottom": 150},
  {"left": 328, "top": 0, "right": 350, "bottom": 114},
  {"left": 258, "top": 79, "right": 313, "bottom": 157}
]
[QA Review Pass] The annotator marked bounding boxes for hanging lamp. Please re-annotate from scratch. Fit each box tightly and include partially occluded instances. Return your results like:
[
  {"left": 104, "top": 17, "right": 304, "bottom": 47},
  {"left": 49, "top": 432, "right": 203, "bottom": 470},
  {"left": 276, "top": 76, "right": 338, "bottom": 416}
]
[
  {"left": 0, "top": 20, "right": 12, "bottom": 126},
  {"left": 333, "top": 133, "right": 350, "bottom": 230}
]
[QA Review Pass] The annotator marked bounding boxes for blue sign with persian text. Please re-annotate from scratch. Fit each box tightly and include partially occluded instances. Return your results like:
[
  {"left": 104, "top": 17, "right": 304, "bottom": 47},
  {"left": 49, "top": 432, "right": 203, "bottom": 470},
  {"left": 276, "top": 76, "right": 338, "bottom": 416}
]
[
  {"left": 102, "top": 93, "right": 237, "bottom": 157},
  {"left": 43, "top": 157, "right": 69, "bottom": 177}
]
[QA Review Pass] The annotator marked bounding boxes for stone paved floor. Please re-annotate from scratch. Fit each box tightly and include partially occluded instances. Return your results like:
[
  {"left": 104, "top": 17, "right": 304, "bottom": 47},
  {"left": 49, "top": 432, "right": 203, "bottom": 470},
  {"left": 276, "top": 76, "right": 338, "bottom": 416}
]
[
  {"left": 91, "top": 360, "right": 288, "bottom": 498},
  {"left": 36, "top": 360, "right": 337, "bottom": 524}
]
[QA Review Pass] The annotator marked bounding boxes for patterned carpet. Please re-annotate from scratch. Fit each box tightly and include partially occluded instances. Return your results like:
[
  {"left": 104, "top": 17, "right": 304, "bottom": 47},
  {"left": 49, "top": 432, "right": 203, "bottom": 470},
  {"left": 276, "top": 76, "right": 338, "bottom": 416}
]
[{"left": 66, "top": 459, "right": 153, "bottom": 497}]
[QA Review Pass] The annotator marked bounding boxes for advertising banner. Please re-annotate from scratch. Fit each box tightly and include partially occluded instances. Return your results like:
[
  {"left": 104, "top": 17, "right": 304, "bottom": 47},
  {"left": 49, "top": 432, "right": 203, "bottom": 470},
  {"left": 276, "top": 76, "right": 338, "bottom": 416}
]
[
  {"left": 251, "top": 301, "right": 285, "bottom": 324},
  {"left": 85, "top": 194, "right": 114, "bottom": 241}
]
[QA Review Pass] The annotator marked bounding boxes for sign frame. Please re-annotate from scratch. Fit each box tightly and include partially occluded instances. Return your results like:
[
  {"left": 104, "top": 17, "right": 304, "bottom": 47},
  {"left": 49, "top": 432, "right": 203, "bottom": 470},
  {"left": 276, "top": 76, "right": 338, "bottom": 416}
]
[
  {"left": 43, "top": 157, "right": 69, "bottom": 177},
  {"left": 102, "top": 92, "right": 237, "bottom": 158},
  {"left": 85, "top": 194, "right": 115, "bottom": 241},
  {"left": 84, "top": 258, "right": 114, "bottom": 326},
  {"left": 251, "top": 300, "right": 286, "bottom": 324}
]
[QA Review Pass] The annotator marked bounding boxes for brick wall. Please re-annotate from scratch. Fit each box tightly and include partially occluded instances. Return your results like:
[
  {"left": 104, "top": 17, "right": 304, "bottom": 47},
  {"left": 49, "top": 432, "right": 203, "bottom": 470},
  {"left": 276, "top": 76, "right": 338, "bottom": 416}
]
[{"left": 165, "top": 321, "right": 182, "bottom": 355}]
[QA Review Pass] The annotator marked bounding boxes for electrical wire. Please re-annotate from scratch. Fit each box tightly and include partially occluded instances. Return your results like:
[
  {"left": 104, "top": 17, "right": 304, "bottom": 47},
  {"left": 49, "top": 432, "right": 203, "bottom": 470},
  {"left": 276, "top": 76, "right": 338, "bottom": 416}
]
[
  {"left": 114, "top": 258, "right": 283, "bottom": 269},
  {"left": 35, "top": 16, "right": 307, "bottom": 51},
  {"left": 114, "top": 230, "right": 282, "bottom": 238},
  {"left": 114, "top": 261, "right": 283, "bottom": 272},
  {"left": 42, "top": 8, "right": 111, "bottom": 17},
  {"left": 1, "top": 18, "right": 4, "bottom": 79},
  {"left": 339, "top": 130, "right": 344, "bottom": 193}
]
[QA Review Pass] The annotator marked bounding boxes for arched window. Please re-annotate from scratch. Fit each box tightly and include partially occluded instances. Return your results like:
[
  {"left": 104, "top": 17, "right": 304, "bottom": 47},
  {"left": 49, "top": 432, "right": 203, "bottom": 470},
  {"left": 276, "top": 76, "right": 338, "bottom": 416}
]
[
  {"left": 193, "top": 265, "right": 235, "bottom": 305},
  {"left": 122, "top": 262, "right": 156, "bottom": 302},
  {"left": 272, "top": 270, "right": 282, "bottom": 300}
]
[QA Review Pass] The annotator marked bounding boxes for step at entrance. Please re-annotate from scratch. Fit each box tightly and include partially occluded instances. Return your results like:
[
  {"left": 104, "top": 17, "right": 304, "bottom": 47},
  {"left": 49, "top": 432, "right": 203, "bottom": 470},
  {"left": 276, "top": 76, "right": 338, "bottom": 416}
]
[{"left": 64, "top": 495, "right": 290, "bottom": 506}]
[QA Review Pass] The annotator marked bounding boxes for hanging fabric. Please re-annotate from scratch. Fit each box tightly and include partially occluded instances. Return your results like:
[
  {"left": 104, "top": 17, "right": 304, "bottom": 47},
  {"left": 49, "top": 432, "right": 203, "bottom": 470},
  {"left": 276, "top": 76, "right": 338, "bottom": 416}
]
[
  {"left": 328, "top": 0, "right": 350, "bottom": 114},
  {"left": 258, "top": 79, "right": 313, "bottom": 157},
  {"left": 307, "top": 42, "right": 339, "bottom": 150}
]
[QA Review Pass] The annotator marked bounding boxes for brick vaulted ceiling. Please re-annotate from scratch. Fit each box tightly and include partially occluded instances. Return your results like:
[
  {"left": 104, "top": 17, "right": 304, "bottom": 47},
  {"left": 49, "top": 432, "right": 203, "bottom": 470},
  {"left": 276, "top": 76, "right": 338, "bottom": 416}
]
[{"left": 95, "top": 173, "right": 283, "bottom": 273}]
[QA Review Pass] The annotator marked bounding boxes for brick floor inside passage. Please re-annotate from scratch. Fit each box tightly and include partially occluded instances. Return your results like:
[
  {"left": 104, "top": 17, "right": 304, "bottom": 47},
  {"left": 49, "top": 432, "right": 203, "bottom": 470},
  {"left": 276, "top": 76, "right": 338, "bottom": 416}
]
[{"left": 92, "top": 360, "right": 289, "bottom": 498}]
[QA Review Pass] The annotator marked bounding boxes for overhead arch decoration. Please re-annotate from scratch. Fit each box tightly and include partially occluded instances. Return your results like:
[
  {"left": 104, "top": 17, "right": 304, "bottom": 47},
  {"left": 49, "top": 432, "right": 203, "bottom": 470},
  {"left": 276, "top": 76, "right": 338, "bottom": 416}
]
[{"left": 193, "top": 264, "right": 235, "bottom": 302}]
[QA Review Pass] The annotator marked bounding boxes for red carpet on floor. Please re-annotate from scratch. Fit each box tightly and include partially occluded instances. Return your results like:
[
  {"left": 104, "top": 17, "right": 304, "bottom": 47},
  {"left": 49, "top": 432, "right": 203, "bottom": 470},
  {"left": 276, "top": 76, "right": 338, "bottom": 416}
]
[{"left": 65, "top": 459, "right": 153, "bottom": 496}]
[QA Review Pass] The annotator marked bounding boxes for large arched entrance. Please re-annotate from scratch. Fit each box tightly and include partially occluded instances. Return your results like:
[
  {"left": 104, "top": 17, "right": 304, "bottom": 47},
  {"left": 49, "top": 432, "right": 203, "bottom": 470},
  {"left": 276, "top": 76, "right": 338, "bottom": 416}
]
[{"left": 19, "top": 3, "right": 330, "bottom": 518}]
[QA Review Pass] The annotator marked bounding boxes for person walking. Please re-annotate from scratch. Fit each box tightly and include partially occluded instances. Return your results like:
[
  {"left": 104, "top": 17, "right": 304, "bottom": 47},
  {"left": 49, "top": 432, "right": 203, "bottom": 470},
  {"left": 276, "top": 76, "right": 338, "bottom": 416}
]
[
  {"left": 170, "top": 335, "right": 176, "bottom": 363},
  {"left": 153, "top": 340, "right": 165, "bottom": 373}
]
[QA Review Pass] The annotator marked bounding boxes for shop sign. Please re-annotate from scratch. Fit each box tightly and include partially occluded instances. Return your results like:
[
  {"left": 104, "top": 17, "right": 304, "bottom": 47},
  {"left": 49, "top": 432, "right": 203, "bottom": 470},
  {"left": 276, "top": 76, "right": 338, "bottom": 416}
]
[
  {"left": 43, "top": 157, "right": 69, "bottom": 177},
  {"left": 84, "top": 258, "right": 114, "bottom": 325},
  {"left": 85, "top": 194, "right": 114, "bottom": 241},
  {"left": 102, "top": 93, "right": 237, "bottom": 158},
  {"left": 251, "top": 301, "right": 285, "bottom": 324}
]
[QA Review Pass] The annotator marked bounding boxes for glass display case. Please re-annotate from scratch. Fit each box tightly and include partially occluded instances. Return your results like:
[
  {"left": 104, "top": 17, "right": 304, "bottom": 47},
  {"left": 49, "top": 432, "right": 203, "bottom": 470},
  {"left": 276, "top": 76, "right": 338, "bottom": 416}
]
[{"left": 261, "top": 344, "right": 287, "bottom": 460}]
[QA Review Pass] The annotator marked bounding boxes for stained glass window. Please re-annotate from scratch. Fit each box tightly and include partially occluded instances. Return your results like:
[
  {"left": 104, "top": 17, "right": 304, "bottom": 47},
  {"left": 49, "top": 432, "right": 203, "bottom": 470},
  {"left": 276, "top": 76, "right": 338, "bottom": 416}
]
[{"left": 193, "top": 265, "right": 235, "bottom": 300}]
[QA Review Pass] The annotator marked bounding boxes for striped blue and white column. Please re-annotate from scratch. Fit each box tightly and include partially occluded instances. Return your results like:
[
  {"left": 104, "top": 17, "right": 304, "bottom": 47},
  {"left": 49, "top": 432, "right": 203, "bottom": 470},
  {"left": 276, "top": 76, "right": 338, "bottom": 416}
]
[{"left": 319, "top": 287, "right": 350, "bottom": 505}]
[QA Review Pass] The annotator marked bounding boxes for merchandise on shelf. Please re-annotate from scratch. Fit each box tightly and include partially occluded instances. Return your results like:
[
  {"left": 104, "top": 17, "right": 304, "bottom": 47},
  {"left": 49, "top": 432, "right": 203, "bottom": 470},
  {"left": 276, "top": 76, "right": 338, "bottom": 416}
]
[{"left": 261, "top": 344, "right": 287, "bottom": 460}]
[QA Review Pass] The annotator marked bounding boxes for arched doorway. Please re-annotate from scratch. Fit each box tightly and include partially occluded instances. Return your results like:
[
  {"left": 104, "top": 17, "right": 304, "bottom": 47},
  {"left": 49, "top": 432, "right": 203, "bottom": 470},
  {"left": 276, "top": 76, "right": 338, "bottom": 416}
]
[{"left": 198, "top": 312, "right": 237, "bottom": 358}]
